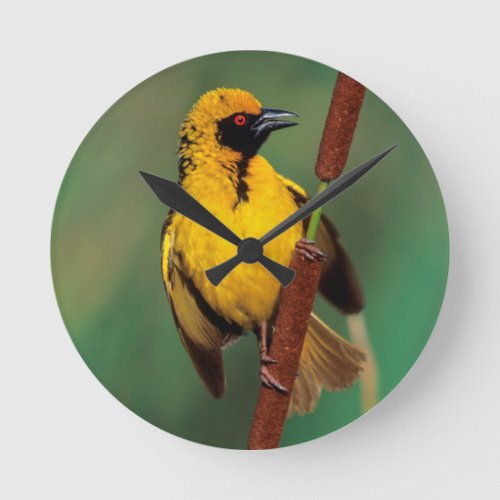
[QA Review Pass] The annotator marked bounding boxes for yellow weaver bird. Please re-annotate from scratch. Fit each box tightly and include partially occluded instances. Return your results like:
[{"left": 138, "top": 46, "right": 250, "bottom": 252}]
[{"left": 161, "top": 88, "right": 365, "bottom": 415}]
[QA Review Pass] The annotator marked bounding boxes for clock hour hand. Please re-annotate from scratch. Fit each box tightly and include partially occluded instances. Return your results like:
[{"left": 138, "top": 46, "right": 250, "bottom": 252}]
[
  {"left": 140, "top": 171, "right": 241, "bottom": 246},
  {"left": 139, "top": 172, "right": 295, "bottom": 287}
]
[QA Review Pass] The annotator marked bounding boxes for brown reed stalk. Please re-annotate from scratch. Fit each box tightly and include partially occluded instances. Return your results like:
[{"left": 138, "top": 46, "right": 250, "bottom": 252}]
[{"left": 248, "top": 73, "right": 367, "bottom": 449}]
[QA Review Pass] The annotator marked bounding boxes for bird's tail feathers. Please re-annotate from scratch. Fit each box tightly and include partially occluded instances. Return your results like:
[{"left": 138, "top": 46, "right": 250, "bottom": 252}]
[{"left": 288, "top": 312, "right": 366, "bottom": 417}]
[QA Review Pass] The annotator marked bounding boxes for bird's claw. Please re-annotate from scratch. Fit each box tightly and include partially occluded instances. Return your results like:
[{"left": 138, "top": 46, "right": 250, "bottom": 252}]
[
  {"left": 260, "top": 365, "right": 289, "bottom": 393},
  {"left": 260, "top": 352, "right": 278, "bottom": 365},
  {"left": 295, "top": 238, "right": 328, "bottom": 262}
]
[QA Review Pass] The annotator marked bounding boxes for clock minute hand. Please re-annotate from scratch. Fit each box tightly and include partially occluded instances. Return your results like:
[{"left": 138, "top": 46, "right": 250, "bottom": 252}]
[
  {"left": 260, "top": 144, "right": 398, "bottom": 246},
  {"left": 139, "top": 172, "right": 295, "bottom": 287},
  {"left": 204, "top": 145, "right": 398, "bottom": 286}
]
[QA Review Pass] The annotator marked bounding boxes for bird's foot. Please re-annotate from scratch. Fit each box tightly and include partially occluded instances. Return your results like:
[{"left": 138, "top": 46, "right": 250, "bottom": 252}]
[
  {"left": 260, "top": 352, "right": 278, "bottom": 365},
  {"left": 258, "top": 320, "right": 277, "bottom": 365},
  {"left": 257, "top": 320, "right": 285, "bottom": 392},
  {"left": 260, "top": 364, "right": 289, "bottom": 394},
  {"left": 295, "top": 238, "right": 328, "bottom": 262}
]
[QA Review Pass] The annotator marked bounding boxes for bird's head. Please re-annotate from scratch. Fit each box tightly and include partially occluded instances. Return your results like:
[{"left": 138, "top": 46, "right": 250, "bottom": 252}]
[{"left": 179, "top": 88, "right": 298, "bottom": 161}]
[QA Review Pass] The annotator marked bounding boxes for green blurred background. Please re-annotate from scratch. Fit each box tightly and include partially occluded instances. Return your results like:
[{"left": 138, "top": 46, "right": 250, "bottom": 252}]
[{"left": 51, "top": 51, "right": 448, "bottom": 449}]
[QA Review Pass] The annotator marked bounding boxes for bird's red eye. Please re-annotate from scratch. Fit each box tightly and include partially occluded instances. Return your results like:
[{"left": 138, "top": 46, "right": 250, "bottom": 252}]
[{"left": 234, "top": 114, "right": 246, "bottom": 126}]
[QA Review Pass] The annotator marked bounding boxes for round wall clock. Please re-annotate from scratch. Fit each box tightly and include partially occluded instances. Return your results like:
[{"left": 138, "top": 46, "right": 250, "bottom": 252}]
[{"left": 51, "top": 50, "right": 448, "bottom": 449}]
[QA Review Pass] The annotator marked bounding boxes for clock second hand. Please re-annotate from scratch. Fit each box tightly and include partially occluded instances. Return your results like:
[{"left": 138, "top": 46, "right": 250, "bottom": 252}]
[{"left": 205, "top": 145, "right": 398, "bottom": 286}]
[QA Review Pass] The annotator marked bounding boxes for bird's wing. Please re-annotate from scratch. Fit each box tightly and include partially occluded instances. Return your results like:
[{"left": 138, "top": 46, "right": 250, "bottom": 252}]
[
  {"left": 161, "top": 211, "right": 241, "bottom": 398},
  {"left": 315, "top": 215, "right": 364, "bottom": 313},
  {"left": 278, "top": 175, "right": 364, "bottom": 314}
]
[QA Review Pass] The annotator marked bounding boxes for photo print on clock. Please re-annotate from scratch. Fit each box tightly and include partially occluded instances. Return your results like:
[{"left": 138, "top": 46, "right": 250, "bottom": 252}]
[{"left": 51, "top": 50, "right": 449, "bottom": 449}]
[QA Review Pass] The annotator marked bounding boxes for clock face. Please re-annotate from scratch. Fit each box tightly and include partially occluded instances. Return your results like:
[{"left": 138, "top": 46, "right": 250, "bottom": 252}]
[{"left": 51, "top": 50, "right": 449, "bottom": 449}]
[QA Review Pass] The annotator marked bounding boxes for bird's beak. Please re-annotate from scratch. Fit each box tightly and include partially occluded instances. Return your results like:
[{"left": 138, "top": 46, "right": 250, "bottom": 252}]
[{"left": 251, "top": 107, "right": 299, "bottom": 137}]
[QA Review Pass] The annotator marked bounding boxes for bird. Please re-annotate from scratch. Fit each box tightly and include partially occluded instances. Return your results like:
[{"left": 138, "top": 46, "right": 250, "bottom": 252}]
[{"left": 161, "top": 87, "right": 366, "bottom": 416}]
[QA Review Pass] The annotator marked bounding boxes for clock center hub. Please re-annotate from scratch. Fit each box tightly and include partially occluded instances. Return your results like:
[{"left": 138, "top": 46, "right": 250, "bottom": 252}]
[{"left": 237, "top": 238, "right": 263, "bottom": 263}]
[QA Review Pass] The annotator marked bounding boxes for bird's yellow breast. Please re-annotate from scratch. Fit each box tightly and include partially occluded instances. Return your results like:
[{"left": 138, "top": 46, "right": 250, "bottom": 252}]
[{"left": 169, "top": 156, "right": 303, "bottom": 330}]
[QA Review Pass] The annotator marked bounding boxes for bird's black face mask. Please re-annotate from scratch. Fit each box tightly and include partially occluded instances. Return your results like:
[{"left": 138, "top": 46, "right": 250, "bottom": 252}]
[{"left": 217, "top": 108, "right": 298, "bottom": 158}]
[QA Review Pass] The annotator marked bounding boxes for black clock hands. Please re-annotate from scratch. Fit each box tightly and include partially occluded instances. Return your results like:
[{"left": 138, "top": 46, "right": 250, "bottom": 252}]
[
  {"left": 139, "top": 172, "right": 296, "bottom": 287},
  {"left": 141, "top": 145, "right": 396, "bottom": 288},
  {"left": 205, "top": 145, "right": 398, "bottom": 286}
]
